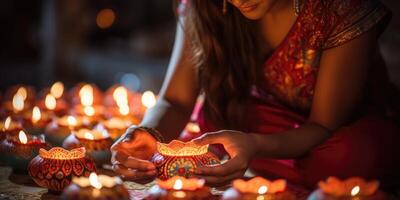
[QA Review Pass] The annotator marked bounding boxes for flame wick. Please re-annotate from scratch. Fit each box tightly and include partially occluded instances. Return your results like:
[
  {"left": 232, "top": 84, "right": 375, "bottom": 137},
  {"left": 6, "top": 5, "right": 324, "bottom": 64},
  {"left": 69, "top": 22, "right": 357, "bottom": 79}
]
[
  {"left": 84, "top": 132, "right": 94, "bottom": 140},
  {"left": 258, "top": 185, "right": 268, "bottom": 195},
  {"left": 4, "top": 116, "right": 12, "bottom": 130},
  {"left": 50, "top": 82, "right": 64, "bottom": 98},
  {"left": 79, "top": 84, "right": 94, "bottom": 106},
  {"left": 141, "top": 91, "right": 156, "bottom": 109},
  {"left": 32, "top": 106, "right": 41, "bottom": 124},
  {"left": 351, "top": 185, "right": 360, "bottom": 196},
  {"left": 89, "top": 173, "right": 103, "bottom": 189},
  {"left": 45, "top": 94, "right": 57, "bottom": 110},
  {"left": 12, "top": 93, "right": 25, "bottom": 112},
  {"left": 19, "top": 130, "right": 28, "bottom": 144},
  {"left": 17, "top": 87, "right": 28, "bottom": 100},
  {"left": 173, "top": 179, "right": 183, "bottom": 190}
]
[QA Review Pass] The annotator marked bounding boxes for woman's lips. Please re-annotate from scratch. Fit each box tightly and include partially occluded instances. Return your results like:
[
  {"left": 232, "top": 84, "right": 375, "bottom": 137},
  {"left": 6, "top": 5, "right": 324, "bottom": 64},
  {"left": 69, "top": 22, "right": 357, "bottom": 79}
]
[{"left": 240, "top": 3, "right": 258, "bottom": 12}]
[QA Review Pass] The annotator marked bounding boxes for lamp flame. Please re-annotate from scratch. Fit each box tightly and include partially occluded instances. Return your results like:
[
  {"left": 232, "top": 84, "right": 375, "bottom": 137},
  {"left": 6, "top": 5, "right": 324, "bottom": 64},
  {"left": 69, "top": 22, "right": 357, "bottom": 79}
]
[
  {"left": 79, "top": 84, "right": 94, "bottom": 106},
  {"left": 12, "top": 93, "right": 25, "bottom": 112},
  {"left": 45, "top": 94, "right": 57, "bottom": 110},
  {"left": 173, "top": 179, "right": 183, "bottom": 190},
  {"left": 89, "top": 173, "right": 103, "bottom": 189},
  {"left": 113, "top": 86, "right": 128, "bottom": 106},
  {"left": 17, "top": 87, "right": 28, "bottom": 100},
  {"left": 4, "top": 116, "right": 11, "bottom": 130},
  {"left": 67, "top": 116, "right": 77, "bottom": 127},
  {"left": 351, "top": 185, "right": 360, "bottom": 196},
  {"left": 258, "top": 185, "right": 268, "bottom": 195},
  {"left": 83, "top": 106, "right": 95, "bottom": 116},
  {"left": 119, "top": 104, "right": 130, "bottom": 116},
  {"left": 19, "top": 130, "right": 28, "bottom": 144},
  {"left": 141, "top": 91, "right": 156, "bottom": 109},
  {"left": 50, "top": 82, "right": 64, "bottom": 99},
  {"left": 84, "top": 132, "right": 94, "bottom": 140},
  {"left": 32, "top": 106, "right": 41, "bottom": 124}
]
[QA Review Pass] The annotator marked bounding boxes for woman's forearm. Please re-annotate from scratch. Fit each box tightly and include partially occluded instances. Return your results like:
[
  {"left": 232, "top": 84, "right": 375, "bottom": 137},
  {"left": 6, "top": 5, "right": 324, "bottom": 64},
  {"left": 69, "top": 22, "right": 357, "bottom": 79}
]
[
  {"left": 140, "top": 98, "right": 193, "bottom": 142},
  {"left": 251, "top": 122, "right": 331, "bottom": 159}
]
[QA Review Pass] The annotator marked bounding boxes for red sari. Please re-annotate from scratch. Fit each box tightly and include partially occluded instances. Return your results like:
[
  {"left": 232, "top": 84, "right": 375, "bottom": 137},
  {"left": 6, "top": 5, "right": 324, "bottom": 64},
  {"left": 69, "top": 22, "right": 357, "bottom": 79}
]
[{"left": 193, "top": 0, "right": 400, "bottom": 190}]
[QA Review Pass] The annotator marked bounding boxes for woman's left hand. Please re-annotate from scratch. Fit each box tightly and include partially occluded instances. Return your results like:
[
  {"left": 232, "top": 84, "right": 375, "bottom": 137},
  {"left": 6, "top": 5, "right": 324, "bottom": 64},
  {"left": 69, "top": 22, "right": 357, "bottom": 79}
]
[{"left": 192, "top": 130, "right": 259, "bottom": 186}]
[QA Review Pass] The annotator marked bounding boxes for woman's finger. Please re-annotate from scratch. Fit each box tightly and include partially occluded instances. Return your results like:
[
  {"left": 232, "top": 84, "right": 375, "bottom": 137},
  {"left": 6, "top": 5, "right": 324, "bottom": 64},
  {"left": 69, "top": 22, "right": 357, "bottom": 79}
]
[
  {"left": 192, "top": 131, "right": 227, "bottom": 146},
  {"left": 112, "top": 164, "right": 157, "bottom": 181},
  {"left": 195, "top": 156, "right": 246, "bottom": 176},
  {"left": 110, "top": 148, "right": 129, "bottom": 165},
  {"left": 121, "top": 156, "right": 156, "bottom": 171}
]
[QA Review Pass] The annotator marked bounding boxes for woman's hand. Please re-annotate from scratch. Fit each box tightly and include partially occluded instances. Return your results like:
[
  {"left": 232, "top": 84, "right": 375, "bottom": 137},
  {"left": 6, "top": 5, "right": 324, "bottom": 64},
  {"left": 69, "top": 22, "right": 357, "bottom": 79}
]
[
  {"left": 110, "top": 126, "right": 158, "bottom": 184},
  {"left": 192, "top": 130, "right": 259, "bottom": 186}
]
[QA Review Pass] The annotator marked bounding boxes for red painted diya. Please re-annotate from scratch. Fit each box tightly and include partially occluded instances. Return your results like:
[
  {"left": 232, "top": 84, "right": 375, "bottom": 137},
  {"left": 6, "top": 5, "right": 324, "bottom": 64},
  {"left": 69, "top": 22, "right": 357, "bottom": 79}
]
[
  {"left": 307, "top": 177, "right": 388, "bottom": 200},
  {"left": 151, "top": 140, "right": 220, "bottom": 180},
  {"left": 146, "top": 176, "right": 211, "bottom": 200},
  {"left": 62, "top": 128, "right": 113, "bottom": 166},
  {"left": 0, "top": 116, "right": 22, "bottom": 141},
  {"left": 222, "top": 177, "right": 295, "bottom": 200},
  {"left": 28, "top": 147, "right": 97, "bottom": 193},
  {"left": 60, "top": 173, "right": 130, "bottom": 200}
]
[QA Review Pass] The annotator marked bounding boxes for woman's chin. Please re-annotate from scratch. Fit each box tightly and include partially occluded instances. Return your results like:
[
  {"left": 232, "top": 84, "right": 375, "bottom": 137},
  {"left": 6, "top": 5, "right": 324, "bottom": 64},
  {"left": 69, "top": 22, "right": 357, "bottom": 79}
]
[{"left": 241, "top": 12, "right": 264, "bottom": 20}]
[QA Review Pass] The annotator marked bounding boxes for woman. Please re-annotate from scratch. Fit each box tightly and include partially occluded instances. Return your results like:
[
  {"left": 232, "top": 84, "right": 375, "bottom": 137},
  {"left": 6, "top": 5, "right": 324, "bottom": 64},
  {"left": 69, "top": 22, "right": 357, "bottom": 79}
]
[{"left": 111, "top": 0, "right": 400, "bottom": 190}]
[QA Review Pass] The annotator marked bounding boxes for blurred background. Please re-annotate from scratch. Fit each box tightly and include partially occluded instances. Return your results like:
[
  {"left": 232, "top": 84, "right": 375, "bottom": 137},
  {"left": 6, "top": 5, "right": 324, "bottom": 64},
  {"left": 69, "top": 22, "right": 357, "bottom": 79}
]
[{"left": 0, "top": 0, "right": 399, "bottom": 93}]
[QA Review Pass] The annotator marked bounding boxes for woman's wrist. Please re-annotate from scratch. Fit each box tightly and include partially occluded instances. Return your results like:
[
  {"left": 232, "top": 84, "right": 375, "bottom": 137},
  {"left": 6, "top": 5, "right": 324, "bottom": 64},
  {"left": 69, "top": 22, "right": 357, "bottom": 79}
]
[
  {"left": 248, "top": 133, "right": 279, "bottom": 158},
  {"left": 126, "top": 125, "right": 165, "bottom": 143}
]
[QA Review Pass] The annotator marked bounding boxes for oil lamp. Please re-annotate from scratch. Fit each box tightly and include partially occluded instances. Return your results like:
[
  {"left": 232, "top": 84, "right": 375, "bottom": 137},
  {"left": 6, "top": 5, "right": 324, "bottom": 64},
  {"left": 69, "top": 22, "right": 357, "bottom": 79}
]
[
  {"left": 151, "top": 140, "right": 220, "bottom": 180},
  {"left": 0, "top": 116, "right": 22, "bottom": 141},
  {"left": 307, "top": 177, "right": 388, "bottom": 200},
  {"left": 45, "top": 115, "right": 88, "bottom": 146},
  {"left": 28, "top": 147, "right": 97, "bottom": 193},
  {"left": 146, "top": 176, "right": 211, "bottom": 200},
  {"left": 62, "top": 126, "right": 113, "bottom": 166},
  {"left": 22, "top": 106, "right": 51, "bottom": 135},
  {"left": 101, "top": 118, "right": 133, "bottom": 140},
  {"left": 104, "top": 86, "right": 139, "bottom": 123},
  {"left": 222, "top": 177, "right": 295, "bottom": 200},
  {"left": 60, "top": 172, "right": 130, "bottom": 200},
  {"left": 0, "top": 130, "right": 49, "bottom": 173},
  {"left": 3, "top": 86, "right": 35, "bottom": 112},
  {"left": 72, "top": 84, "right": 104, "bottom": 123}
]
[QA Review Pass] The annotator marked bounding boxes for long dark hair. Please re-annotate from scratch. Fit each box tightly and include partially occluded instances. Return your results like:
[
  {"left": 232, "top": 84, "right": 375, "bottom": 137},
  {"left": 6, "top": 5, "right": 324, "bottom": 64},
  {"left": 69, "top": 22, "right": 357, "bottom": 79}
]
[{"left": 176, "top": 0, "right": 263, "bottom": 129}]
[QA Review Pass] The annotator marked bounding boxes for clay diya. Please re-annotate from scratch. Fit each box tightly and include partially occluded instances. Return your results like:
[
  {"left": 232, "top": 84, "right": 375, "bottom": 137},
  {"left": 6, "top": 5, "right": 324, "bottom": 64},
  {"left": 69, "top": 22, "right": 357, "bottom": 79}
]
[
  {"left": 69, "top": 83, "right": 103, "bottom": 106},
  {"left": 101, "top": 118, "right": 133, "bottom": 140},
  {"left": 60, "top": 172, "right": 129, "bottom": 200},
  {"left": 45, "top": 115, "right": 89, "bottom": 146},
  {"left": 21, "top": 106, "right": 52, "bottom": 135},
  {"left": 146, "top": 176, "right": 211, "bottom": 200},
  {"left": 0, "top": 130, "right": 49, "bottom": 173},
  {"left": 28, "top": 147, "right": 97, "bottom": 193},
  {"left": 0, "top": 116, "right": 22, "bottom": 141},
  {"left": 151, "top": 140, "right": 220, "bottom": 180},
  {"left": 2, "top": 85, "right": 36, "bottom": 113},
  {"left": 222, "top": 177, "right": 295, "bottom": 200},
  {"left": 62, "top": 127, "right": 113, "bottom": 166},
  {"left": 37, "top": 92, "right": 68, "bottom": 116},
  {"left": 307, "top": 177, "right": 388, "bottom": 200}
]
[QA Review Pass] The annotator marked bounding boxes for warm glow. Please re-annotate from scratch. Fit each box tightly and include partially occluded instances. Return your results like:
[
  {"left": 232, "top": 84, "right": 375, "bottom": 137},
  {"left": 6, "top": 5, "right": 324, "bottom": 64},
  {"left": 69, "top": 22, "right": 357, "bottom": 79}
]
[
  {"left": 83, "top": 106, "right": 95, "bottom": 116},
  {"left": 84, "top": 132, "right": 95, "bottom": 140},
  {"left": 79, "top": 84, "right": 94, "bottom": 106},
  {"left": 173, "top": 179, "right": 183, "bottom": 190},
  {"left": 67, "top": 116, "right": 77, "bottom": 127},
  {"left": 73, "top": 174, "right": 123, "bottom": 188},
  {"left": 96, "top": 8, "right": 116, "bottom": 29},
  {"left": 45, "top": 94, "right": 57, "bottom": 110},
  {"left": 119, "top": 104, "right": 130, "bottom": 116},
  {"left": 113, "top": 86, "right": 128, "bottom": 106},
  {"left": 157, "top": 140, "right": 209, "bottom": 156},
  {"left": 186, "top": 122, "right": 200, "bottom": 133},
  {"left": 141, "top": 91, "right": 156, "bottom": 108},
  {"left": 351, "top": 186, "right": 360, "bottom": 196},
  {"left": 50, "top": 82, "right": 64, "bottom": 98},
  {"left": 32, "top": 106, "right": 41, "bottom": 124},
  {"left": 17, "top": 87, "right": 28, "bottom": 100},
  {"left": 4, "top": 116, "right": 11, "bottom": 130},
  {"left": 258, "top": 185, "right": 268, "bottom": 195},
  {"left": 19, "top": 130, "right": 28, "bottom": 144},
  {"left": 39, "top": 147, "right": 86, "bottom": 160},
  {"left": 12, "top": 93, "right": 25, "bottom": 112},
  {"left": 89, "top": 173, "right": 103, "bottom": 189}
]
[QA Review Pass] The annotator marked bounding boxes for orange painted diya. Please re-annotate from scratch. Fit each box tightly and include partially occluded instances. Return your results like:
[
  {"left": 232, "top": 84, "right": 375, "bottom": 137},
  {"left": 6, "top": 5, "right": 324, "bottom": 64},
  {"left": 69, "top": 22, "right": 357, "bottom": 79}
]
[
  {"left": 222, "top": 177, "right": 295, "bottom": 200},
  {"left": 307, "top": 177, "right": 388, "bottom": 200},
  {"left": 28, "top": 147, "right": 96, "bottom": 193},
  {"left": 151, "top": 140, "right": 220, "bottom": 180}
]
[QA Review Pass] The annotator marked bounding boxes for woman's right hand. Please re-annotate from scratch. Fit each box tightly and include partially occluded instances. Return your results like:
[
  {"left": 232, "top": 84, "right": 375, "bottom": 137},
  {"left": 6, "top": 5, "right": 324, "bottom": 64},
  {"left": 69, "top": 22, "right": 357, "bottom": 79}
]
[{"left": 110, "top": 126, "right": 158, "bottom": 184}]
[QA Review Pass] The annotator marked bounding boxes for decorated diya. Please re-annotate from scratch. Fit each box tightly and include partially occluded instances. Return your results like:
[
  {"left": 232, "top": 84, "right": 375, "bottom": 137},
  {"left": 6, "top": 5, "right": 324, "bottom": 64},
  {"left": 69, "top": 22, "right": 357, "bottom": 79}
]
[
  {"left": 146, "top": 176, "right": 211, "bottom": 200},
  {"left": 2, "top": 85, "right": 36, "bottom": 112},
  {"left": 28, "top": 147, "right": 97, "bottom": 193},
  {"left": 151, "top": 140, "right": 220, "bottom": 180},
  {"left": 0, "top": 130, "right": 49, "bottom": 173},
  {"left": 222, "top": 177, "right": 295, "bottom": 200},
  {"left": 36, "top": 93, "right": 69, "bottom": 116},
  {"left": 45, "top": 115, "right": 89, "bottom": 146},
  {"left": 307, "top": 177, "right": 388, "bottom": 200},
  {"left": 62, "top": 127, "right": 113, "bottom": 166},
  {"left": 21, "top": 106, "right": 52, "bottom": 135},
  {"left": 60, "top": 172, "right": 130, "bottom": 200},
  {"left": 0, "top": 116, "right": 22, "bottom": 141}
]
